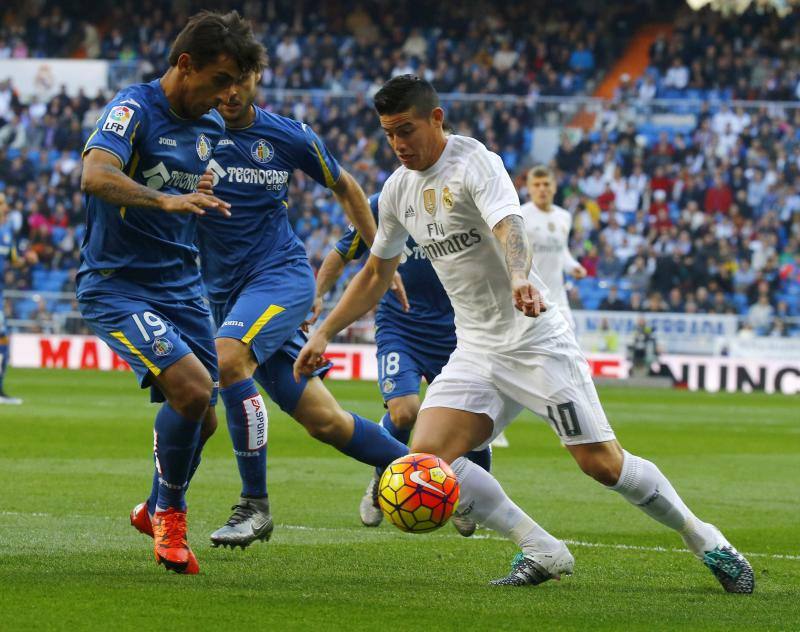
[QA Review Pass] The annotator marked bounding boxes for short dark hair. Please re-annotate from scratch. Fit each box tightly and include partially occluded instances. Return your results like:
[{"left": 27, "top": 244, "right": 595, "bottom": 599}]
[
  {"left": 373, "top": 74, "right": 439, "bottom": 116},
  {"left": 168, "top": 11, "right": 267, "bottom": 75}
]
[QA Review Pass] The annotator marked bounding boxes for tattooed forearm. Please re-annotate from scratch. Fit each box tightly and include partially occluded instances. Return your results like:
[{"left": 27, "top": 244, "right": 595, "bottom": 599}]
[
  {"left": 82, "top": 162, "right": 165, "bottom": 209},
  {"left": 493, "top": 214, "right": 531, "bottom": 278}
]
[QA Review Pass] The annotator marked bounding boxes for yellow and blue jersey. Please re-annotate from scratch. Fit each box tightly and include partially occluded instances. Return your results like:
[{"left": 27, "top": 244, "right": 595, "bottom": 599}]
[
  {"left": 197, "top": 106, "right": 341, "bottom": 305},
  {"left": 335, "top": 194, "right": 456, "bottom": 356},
  {"left": 77, "top": 79, "right": 225, "bottom": 302}
]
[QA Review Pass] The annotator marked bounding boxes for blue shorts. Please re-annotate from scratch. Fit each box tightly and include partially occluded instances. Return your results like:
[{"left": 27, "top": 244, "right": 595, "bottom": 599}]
[
  {"left": 253, "top": 329, "right": 329, "bottom": 414},
  {"left": 79, "top": 292, "right": 219, "bottom": 404},
  {"left": 210, "top": 262, "right": 329, "bottom": 414},
  {"left": 376, "top": 330, "right": 453, "bottom": 402},
  {"left": 212, "top": 260, "right": 315, "bottom": 366}
]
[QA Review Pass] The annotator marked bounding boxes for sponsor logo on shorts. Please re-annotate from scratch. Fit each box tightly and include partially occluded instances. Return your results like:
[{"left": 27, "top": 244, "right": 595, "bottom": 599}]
[
  {"left": 251, "top": 139, "right": 275, "bottom": 163},
  {"left": 222, "top": 320, "right": 245, "bottom": 328},
  {"left": 382, "top": 378, "right": 396, "bottom": 394},
  {"left": 152, "top": 338, "right": 173, "bottom": 357}
]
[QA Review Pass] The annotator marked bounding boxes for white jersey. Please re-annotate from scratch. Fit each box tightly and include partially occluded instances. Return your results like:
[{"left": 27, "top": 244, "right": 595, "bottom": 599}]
[
  {"left": 520, "top": 201, "right": 579, "bottom": 313},
  {"left": 372, "top": 135, "right": 568, "bottom": 352}
]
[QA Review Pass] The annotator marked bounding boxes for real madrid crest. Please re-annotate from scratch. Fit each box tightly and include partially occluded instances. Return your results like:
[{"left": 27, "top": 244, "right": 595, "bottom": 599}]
[
  {"left": 423, "top": 189, "right": 437, "bottom": 215},
  {"left": 196, "top": 134, "right": 211, "bottom": 161},
  {"left": 442, "top": 186, "right": 454, "bottom": 210},
  {"left": 548, "top": 221, "right": 555, "bottom": 232},
  {"left": 251, "top": 138, "right": 274, "bottom": 163}
]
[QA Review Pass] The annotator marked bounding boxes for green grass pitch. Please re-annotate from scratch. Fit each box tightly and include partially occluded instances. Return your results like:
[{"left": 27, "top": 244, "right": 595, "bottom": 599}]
[{"left": 0, "top": 368, "right": 798, "bottom": 630}]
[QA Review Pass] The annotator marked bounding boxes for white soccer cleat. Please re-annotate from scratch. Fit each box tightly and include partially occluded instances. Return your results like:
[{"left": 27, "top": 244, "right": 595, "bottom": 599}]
[
  {"left": 359, "top": 473, "right": 383, "bottom": 527},
  {"left": 490, "top": 541, "right": 574, "bottom": 586}
]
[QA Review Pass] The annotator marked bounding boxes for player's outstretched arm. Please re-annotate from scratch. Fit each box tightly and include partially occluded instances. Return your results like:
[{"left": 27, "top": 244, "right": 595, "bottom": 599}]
[
  {"left": 293, "top": 253, "right": 400, "bottom": 380},
  {"left": 330, "top": 169, "right": 376, "bottom": 247},
  {"left": 81, "top": 149, "right": 231, "bottom": 217},
  {"left": 303, "top": 249, "right": 348, "bottom": 331},
  {"left": 492, "top": 214, "right": 545, "bottom": 317}
]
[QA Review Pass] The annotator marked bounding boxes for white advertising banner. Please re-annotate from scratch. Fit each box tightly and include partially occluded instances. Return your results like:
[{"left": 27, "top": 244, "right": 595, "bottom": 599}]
[
  {"left": 573, "top": 310, "right": 739, "bottom": 355},
  {"left": 8, "top": 334, "right": 628, "bottom": 381},
  {"left": 658, "top": 355, "right": 800, "bottom": 395},
  {"left": 0, "top": 59, "right": 109, "bottom": 101},
  {"left": 718, "top": 336, "right": 800, "bottom": 360}
]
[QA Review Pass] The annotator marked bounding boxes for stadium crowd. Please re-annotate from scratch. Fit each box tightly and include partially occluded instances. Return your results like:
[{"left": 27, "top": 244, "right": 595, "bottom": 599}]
[{"left": 0, "top": 2, "right": 798, "bottom": 337}]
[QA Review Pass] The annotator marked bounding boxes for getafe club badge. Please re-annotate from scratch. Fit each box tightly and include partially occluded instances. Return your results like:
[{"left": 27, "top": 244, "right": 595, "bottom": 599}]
[
  {"left": 423, "top": 188, "right": 437, "bottom": 215},
  {"left": 152, "top": 338, "right": 174, "bottom": 357},
  {"left": 196, "top": 134, "right": 211, "bottom": 161},
  {"left": 442, "top": 186, "right": 454, "bottom": 210},
  {"left": 251, "top": 139, "right": 274, "bottom": 163}
]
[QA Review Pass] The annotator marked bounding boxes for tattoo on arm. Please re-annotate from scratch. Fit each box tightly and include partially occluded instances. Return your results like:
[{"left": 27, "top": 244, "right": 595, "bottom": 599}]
[
  {"left": 493, "top": 214, "right": 530, "bottom": 277},
  {"left": 87, "top": 163, "right": 164, "bottom": 209}
]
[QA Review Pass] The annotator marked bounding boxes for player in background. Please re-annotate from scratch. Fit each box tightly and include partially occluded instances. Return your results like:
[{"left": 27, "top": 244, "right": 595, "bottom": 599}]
[
  {"left": 0, "top": 192, "right": 37, "bottom": 404},
  {"left": 521, "top": 165, "right": 586, "bottom": 328},
  {"left": 295, "top": 75, "right": 753, "bottom": 593},
  {"left": 185, "top": 70, "right": 408, "bottom": 549},
  {"left": 79, "top": 11, "right": 263, "bottom": 574},
  {"left": 310, "top": 193, "right": 491, "bottom": 536}
]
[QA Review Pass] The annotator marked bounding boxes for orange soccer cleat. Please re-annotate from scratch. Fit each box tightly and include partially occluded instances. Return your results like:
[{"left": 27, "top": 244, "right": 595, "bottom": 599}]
[
  {"left": 130, "top": 501, "right": 154, "bottom": 538},
  {"left": 152, "top": 507, "right": 199, "bottom": 575}
]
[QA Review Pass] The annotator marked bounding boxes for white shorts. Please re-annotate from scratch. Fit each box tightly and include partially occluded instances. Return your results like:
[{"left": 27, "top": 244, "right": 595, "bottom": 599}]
[{"left": 420, "top": 329, "right": 615, "bottom": 449}]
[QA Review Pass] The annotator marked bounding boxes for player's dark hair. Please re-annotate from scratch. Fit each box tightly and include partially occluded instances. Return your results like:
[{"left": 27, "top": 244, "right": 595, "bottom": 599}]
[
  {"left": 373, "top": 75, "right": 440, "bottom": 116},
  {"left": 168, "top": 10, "right": 267, "bottom": 74}
]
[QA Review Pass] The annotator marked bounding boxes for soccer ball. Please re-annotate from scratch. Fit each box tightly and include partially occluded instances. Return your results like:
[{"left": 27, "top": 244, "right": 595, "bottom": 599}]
[{"left": 378, "top": 453, "right": 459, "bottom": 533}]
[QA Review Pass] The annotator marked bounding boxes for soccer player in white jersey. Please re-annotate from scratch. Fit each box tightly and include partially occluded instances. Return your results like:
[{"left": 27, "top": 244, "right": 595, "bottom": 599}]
[
  {"left": 521, "top": 165, "right": 587, "bottom": 326},
  {"left": 294, "top": 75, "right": 753, "bottom": 593}
]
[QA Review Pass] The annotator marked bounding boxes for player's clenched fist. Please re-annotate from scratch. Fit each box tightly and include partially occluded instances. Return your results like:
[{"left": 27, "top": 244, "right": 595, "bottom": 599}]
[
  {"left": 293, "top": 331, "right": 331, "bottom": 382},
  {"left": 511, "top": 278, "right": 546, "bottom": 317}
]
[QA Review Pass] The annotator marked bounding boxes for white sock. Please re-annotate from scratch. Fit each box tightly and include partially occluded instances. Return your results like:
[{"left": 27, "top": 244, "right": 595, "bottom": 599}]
[
  {"left": 451, "top": 457, "right": 561, "bottom": 555},
  {"left": 609, "top": 450, "right": 719, "bottom": 557}
]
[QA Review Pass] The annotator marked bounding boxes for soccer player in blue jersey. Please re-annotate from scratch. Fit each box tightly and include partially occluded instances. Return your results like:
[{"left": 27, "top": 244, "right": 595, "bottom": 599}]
[
  {"left": 311, "top": 193, "right": 491, "bottom": 536},
  {"left": 188, "top": 70, "right": 408, "bottom": 548},
  {"left": 0, "top": 192, "right": 37, "bottom": 405},
  {"left": 78, "top": 11, "right": 266, "bottom": 574}
]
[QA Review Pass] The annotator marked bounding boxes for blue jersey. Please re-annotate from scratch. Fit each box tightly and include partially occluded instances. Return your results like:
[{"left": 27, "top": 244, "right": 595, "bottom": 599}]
[
  {"left": 335, "top": 194, "right": 456, "bottom": 354},
  {"left": 0, "top": 222, "right": 16, "bottom": 299},
  {"left": 77, "top": 79, "right": 224, "bottom": 301},
  {"left": 197, "top": 106, "right": 341, "bottom": 304}
]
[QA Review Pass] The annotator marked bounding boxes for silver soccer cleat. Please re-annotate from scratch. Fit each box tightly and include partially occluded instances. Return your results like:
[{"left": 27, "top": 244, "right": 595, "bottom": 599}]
[
  {"left": 210, "top": 496, "right": 273, "bottom": 549},
  {"left": 451, "top": 512, "right": 477, "bottom": 537},
  {"left": 359, "top": 472, "right": 383, "bottom": 527},
  {"left": 490, "top": 542, "right": 574, "bottom": 586}
]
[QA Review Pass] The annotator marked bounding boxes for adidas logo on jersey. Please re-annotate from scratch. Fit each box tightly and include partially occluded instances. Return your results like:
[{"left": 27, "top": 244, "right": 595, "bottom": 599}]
[{"left": 405, "top": 205, "right": 416, "bottom": 218}]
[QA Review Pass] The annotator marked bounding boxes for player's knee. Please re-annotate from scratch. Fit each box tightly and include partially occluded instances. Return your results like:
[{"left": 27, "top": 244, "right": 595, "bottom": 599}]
[
  {"left": 216, "top": 339, "right": 252, "bottom": 386},
  {"left": 201, "top": 411, "right": 218, "bottom": 442},
  {"left": 388, "top": 399, "right": 420, "bottom": 429},
  {"left": 171, "top": 380, "right": 213, "bottom": 421}
]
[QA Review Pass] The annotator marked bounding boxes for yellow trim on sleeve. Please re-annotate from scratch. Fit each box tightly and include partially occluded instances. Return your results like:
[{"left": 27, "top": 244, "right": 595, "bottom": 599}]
[
  {"left": 82, "top": 129, "right": 99, "bottom": 154},
  {"left": 311, "top": 141, "right": 337, "bottom": 188},
  {"left": 110, "top": 330, "right": 162, "bottom": 376},
  {"left": 345, "top": 233, "right": 362, "bottom": 260},
  {"left": 119, "top": 151, "right": 141, "bottom": 220},
  {"left": 242, "top": 304, "right": 285, "bottom": 344}
]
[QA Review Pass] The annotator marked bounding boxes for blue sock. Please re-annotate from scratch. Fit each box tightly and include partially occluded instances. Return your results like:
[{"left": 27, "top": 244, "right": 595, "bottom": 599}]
[
  {"left": 146, "top": 437, "right": 207, "bottom": 515},
  {"left": 0, "top": 340, "right": 8, "bottom": 392},
  {"left": 380, "top": 411, "right": 411, "bottom": 445},
  {"left": 154, "top": 404, "right": 201, "bottom": 511},
  {"left": 466, "top": 446, "right": 492, "bottom": 472},
  {"left": 220, "top": 378, "right": 268, "bottom": 498},
  {"left": 340, "top": 412, "right": 408, "bottom": 469}
]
